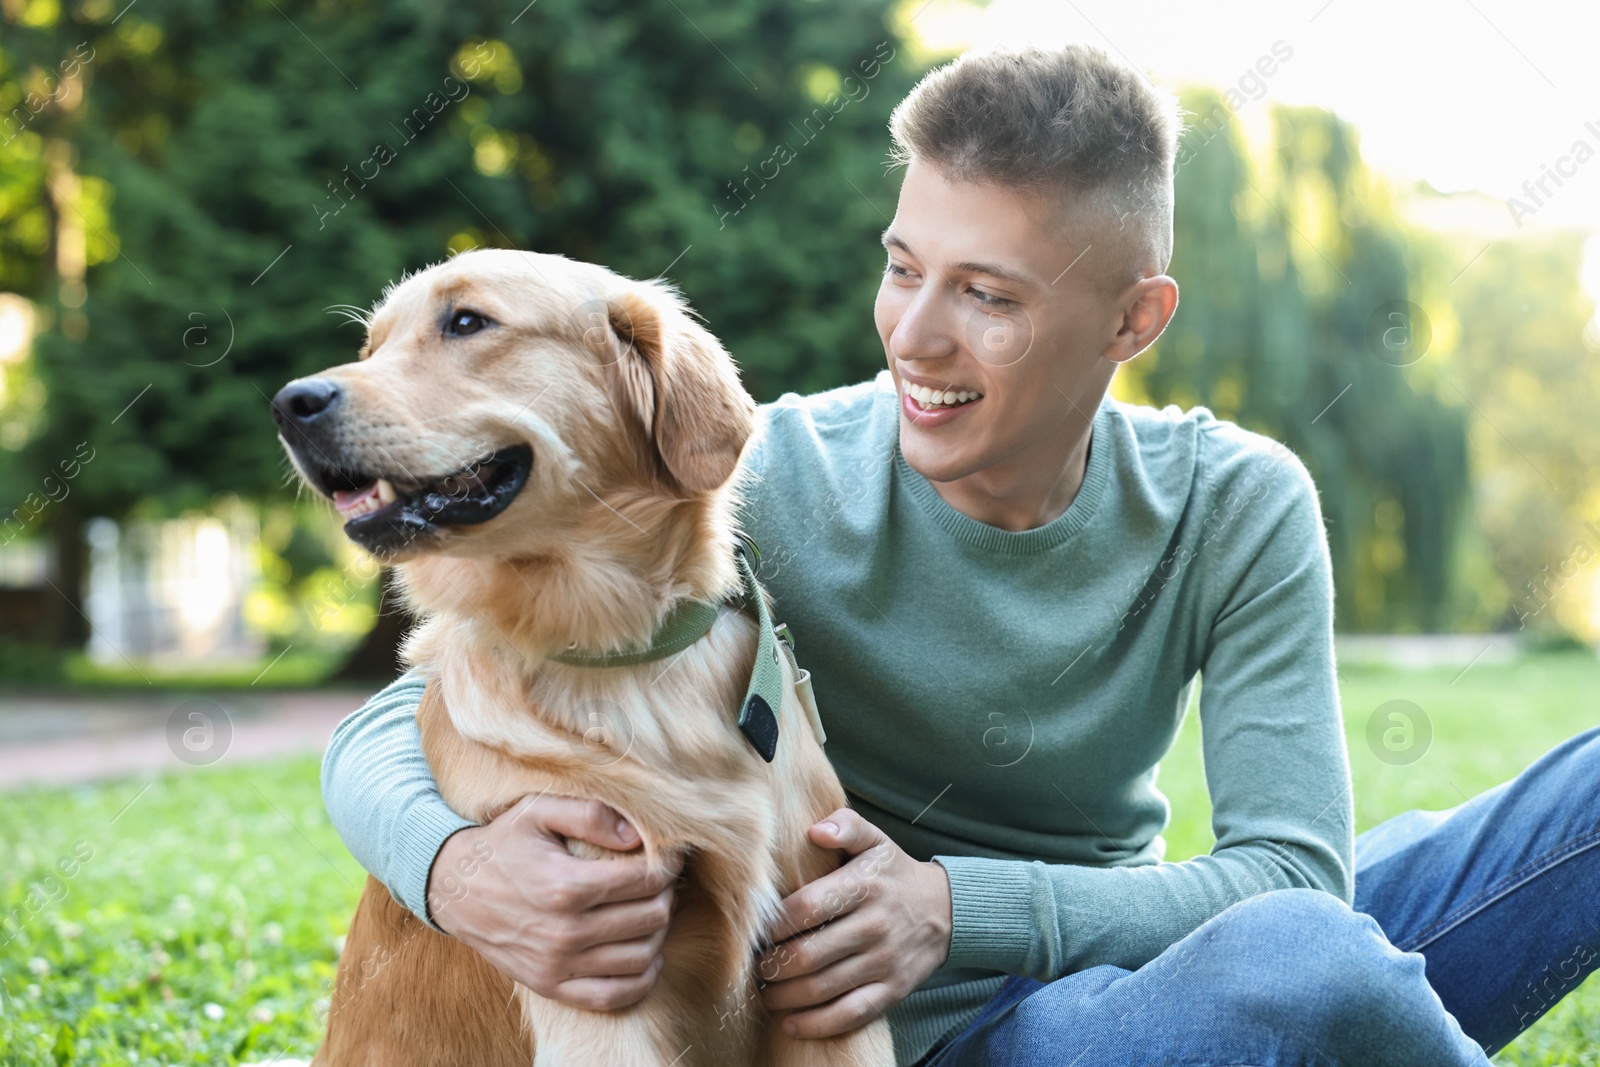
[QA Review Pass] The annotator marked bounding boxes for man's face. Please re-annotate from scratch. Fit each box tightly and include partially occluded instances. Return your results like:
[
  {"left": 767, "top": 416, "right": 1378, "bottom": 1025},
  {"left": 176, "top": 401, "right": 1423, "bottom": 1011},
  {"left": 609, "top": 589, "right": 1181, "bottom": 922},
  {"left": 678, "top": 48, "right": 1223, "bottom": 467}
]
[{"left": 875, "top": 157, "right": 1141, "bottom": 486}]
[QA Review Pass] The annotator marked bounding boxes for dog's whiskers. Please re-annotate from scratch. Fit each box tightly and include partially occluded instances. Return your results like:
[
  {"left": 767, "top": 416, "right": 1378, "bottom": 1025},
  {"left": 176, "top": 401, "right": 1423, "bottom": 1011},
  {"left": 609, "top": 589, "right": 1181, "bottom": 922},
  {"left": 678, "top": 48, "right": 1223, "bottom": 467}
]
[{"left": 323, "top": 303, "right": 374, "bottom": 329}]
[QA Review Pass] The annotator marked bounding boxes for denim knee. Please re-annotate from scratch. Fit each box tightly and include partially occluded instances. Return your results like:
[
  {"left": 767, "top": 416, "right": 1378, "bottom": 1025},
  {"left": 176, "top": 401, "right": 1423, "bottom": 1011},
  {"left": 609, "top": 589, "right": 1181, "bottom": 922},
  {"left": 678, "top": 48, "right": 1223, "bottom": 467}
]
[
  {"left": 1536, "top": 724, "right": 1600, "bottom": 795},
  {"left": 1216, "top": 888, "right": 1461, "bottom": 1056}
]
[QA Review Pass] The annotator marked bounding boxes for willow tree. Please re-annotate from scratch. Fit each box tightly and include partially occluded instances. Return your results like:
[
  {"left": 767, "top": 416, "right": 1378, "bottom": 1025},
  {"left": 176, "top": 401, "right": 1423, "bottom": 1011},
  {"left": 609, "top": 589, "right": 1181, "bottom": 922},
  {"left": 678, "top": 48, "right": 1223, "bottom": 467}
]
[{"left": 1125, "top": 89, "right": 1473, "bottom": 632}]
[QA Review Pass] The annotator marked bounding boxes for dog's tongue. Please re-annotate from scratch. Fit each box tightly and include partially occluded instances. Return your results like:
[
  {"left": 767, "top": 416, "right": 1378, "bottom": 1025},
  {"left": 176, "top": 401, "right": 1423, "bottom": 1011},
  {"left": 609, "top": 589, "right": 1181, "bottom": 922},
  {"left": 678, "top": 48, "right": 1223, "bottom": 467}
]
[{"left": 334, "top": 483, "right": 380, "bottom": 516}]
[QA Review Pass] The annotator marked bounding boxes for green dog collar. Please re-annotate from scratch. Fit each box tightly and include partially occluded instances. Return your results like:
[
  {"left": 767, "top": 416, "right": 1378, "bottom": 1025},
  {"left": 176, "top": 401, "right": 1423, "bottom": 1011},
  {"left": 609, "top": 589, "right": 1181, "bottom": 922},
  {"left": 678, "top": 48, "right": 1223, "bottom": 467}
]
[{"left": 549, "top": 533, "right": 784, "bottom": 762}]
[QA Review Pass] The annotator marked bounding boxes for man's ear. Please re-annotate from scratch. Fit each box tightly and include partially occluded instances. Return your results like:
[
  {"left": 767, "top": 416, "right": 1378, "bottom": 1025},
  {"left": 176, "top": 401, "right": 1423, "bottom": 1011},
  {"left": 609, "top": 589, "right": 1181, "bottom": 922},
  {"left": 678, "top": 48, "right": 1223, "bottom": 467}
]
[{"left": 606, "top": 286, "right": 756, "bottom": 493}]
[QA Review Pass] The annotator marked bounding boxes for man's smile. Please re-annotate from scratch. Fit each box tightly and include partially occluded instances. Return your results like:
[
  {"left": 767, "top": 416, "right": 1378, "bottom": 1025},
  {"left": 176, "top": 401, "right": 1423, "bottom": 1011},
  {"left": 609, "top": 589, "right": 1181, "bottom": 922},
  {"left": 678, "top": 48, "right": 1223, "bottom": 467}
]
[{"left": 897, "top": 369, "right": 985, "bottom": 421}]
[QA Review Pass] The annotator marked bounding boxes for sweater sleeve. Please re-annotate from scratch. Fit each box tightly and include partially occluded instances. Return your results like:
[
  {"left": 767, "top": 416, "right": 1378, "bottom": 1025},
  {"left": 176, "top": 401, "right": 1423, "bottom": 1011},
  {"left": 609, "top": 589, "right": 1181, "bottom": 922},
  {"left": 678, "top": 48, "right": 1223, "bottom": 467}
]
[
  {"left": 931, "top": 449, "right": 1355, "bottom": 979},
  {"left": 320, "top": 668, "right": 475, "bottom": 930}
]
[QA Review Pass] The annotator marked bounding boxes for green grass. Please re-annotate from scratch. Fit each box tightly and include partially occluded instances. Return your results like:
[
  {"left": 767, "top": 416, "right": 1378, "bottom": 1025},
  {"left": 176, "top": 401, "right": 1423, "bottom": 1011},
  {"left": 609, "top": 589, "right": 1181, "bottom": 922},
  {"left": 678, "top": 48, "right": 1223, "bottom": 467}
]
[
  {"left": 0, "top": 636, "right": 349, "bottom": 692},
  {"left": 61, "top": 647, "right": 349, "bottom": 691},
  {"left": 1160, "top": 650, "right": 1600, "bottom": 1065},
  {"left": 0, "top": 759, "right": 361, "bottom": 1065},
  {"left": 1, "top": 652, "right": 1596, "bottom": 1064}
]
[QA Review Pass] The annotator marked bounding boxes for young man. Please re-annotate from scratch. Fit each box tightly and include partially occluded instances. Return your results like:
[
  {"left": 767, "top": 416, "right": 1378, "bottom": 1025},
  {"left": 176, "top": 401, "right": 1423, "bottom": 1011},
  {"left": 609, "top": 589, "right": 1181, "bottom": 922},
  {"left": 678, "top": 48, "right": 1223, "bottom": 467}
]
[{"left": 322, "top": 45, "right": 1600, "bottom": 1066}]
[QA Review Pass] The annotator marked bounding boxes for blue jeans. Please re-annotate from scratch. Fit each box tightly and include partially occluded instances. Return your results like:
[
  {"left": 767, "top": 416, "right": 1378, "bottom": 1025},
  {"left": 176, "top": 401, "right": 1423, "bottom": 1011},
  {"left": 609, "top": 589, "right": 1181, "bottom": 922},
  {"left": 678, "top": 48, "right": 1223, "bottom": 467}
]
[{"left": 916, "top": 726, "right": 1600, "bottom": 1066}]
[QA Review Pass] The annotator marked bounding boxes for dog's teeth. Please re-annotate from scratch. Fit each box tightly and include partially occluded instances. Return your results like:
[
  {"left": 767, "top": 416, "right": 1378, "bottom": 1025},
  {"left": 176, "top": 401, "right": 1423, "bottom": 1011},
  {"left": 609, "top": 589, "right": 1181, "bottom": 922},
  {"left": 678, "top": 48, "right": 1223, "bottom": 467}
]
[{"left": 376, "top": 479, "right": 396, "bottom": 505}]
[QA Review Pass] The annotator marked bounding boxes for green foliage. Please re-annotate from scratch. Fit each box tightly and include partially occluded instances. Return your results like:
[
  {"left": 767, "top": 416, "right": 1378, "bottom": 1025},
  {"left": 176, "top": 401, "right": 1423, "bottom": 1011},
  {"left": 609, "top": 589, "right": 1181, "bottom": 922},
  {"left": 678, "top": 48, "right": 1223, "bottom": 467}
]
[
  {"left": 1130, "top": 89, "right": 1473, "bottom": 633},
  {"left": 6, "top": 0, "right": 914, "bottom": 522},
  {"left": 53, "top": 645, "right": 346, "bottom": 689},
  {"left": 1129, "top": 87, "right": 1598, "bottom": 637},
  {"left": 250, "top": 502, "right": 379, "bottom": 652},
  {"left": 1447, "top": 231, "right": 1600, "bottom": 640},
  {"left": 4, "top": 7, "right": 1595, "bottom": 641},
  {"left": 0, "top": 636, "right": 67, "bottom": 684},
  {"left": 0, "top": 24, "right": 63, "bottom": 296}
]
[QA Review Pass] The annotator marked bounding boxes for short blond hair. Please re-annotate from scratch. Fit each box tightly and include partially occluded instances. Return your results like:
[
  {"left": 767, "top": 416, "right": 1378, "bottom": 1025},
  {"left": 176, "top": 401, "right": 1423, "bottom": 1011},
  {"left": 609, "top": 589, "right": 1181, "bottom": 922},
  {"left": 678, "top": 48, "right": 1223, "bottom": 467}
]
[{"left": 887, "top": 45, "right": 1183, "bottom": 296}]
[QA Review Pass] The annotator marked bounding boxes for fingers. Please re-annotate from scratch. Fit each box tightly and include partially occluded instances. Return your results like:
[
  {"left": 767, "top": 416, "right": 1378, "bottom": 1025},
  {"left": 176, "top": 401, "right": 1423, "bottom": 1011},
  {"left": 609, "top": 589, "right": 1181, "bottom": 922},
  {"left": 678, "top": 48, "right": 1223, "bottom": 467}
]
[
  {"left": 760, "top": 943, "right": 879, "bottom": 1012},
  {"left": 499, "top": 793, "right": 675, "bottom": 894},
  {"left": 765, "top": 860, "right": 871, "bottom": 945},
  {"left": 807, "top": 808, "right": 885, "bottom": 859},
  {"left": 551, "top": 955, "right": 667, "bottom": 1012},
  {"left": 507, "top": 793, "right": 642, "bottom": 852},
  {"left": 579, "top": 848, "right": 684, "bottom": 907},
  {"left": 563, "top": 923, "right": 670, "bottom": 981},
  {"left": 757, "top": 909, "right": 867, "bottom": 983},
  {"left": 777, "top": 981, "right": 893, "bottom": 1040},
  {"left": 577, "top": 883, "right": 677, "bottom": 947}
]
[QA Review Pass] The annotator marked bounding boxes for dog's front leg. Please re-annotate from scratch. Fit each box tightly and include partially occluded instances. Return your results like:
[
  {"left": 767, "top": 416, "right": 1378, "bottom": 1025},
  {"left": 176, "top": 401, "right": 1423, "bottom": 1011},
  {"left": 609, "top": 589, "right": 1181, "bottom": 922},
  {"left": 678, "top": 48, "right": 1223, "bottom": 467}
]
[
  {"left": 755, "top": 1014, "right": 898, "bottom": 1067},
  {"left": 753, "top": 678, "right": 899, "bottom": 1067},
  {"left": 314, "top": 876, "right": 533, "bottom": 1067}
]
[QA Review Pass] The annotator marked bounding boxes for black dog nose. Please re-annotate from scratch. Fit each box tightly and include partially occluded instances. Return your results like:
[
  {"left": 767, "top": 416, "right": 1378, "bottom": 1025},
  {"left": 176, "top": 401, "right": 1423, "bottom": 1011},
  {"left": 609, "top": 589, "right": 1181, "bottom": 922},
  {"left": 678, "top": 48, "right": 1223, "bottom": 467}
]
[{"left": 272, "top": 379, "right": 342, "bottom": 428}]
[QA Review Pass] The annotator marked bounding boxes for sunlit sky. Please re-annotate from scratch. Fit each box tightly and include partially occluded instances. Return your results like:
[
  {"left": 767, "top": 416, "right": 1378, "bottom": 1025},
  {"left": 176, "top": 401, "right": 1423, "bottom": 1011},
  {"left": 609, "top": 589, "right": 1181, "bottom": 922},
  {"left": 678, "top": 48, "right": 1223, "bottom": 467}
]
[{"left": 912, "top": 0, "right": 1600, "bottom": 310}]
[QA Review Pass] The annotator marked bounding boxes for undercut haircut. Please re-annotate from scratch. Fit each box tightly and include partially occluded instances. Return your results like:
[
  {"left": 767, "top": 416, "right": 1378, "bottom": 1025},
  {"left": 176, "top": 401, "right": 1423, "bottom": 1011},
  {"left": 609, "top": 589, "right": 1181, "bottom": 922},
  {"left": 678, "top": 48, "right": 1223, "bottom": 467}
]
[{"left": 886, "top": 45, "right": 1184, "bottom": 299}]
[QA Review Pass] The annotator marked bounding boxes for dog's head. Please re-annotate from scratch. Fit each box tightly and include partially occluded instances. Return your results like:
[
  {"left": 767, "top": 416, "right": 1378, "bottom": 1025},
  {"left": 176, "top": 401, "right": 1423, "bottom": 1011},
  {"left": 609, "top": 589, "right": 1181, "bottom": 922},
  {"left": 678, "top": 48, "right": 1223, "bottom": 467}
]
[{"left": 272, "top": 249, "right": 756, "bottom": 564}]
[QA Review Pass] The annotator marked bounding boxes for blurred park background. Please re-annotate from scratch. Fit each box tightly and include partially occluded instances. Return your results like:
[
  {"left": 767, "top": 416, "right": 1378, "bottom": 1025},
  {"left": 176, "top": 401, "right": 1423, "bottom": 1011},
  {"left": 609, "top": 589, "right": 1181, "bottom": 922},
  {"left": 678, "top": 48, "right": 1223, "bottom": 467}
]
[{"left": 1, "top": 0, "right": 1598, "bottom": 1063}]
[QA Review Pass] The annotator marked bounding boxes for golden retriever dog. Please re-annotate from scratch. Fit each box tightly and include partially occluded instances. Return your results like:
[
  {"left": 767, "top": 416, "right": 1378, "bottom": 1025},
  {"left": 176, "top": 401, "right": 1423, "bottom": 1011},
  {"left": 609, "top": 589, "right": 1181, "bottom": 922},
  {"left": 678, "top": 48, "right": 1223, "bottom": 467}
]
[{"left": 271, "top": 248, "right": 896, "bottom": 1067}]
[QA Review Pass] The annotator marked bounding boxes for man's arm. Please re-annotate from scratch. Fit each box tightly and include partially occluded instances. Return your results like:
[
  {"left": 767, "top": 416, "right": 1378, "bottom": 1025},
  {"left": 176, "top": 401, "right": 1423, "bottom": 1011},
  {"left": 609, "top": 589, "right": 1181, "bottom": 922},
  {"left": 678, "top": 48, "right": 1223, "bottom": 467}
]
[
  {"left": 321, "top": 668, "right": 472, "bottom": 930},
  {"left": 321, "top": 670, "right": 685, "bottom": 1010},
  {"left": 932, "top": 452, "right": 1354, "bottom": 980}
]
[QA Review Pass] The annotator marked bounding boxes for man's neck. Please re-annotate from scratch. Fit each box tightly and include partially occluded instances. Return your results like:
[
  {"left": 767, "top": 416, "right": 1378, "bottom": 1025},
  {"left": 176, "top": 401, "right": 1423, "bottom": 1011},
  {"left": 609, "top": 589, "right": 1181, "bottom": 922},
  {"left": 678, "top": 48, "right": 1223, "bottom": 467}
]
[{"left": 928, "top": 423, "right": 1095, "bottom": 533}]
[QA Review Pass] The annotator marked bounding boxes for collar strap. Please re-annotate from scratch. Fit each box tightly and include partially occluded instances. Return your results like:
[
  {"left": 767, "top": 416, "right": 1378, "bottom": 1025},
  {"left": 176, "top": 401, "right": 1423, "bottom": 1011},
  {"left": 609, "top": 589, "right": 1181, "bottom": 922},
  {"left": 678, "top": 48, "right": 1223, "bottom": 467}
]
[
  {"left": 547, "top": 533, "right": 783, "bottom": 762},
  {"left": 547, "top": 598, "right": 722, "bottom": 668},
  {"left": 730, "top": 532, "right": 782, "bottom": 762}
]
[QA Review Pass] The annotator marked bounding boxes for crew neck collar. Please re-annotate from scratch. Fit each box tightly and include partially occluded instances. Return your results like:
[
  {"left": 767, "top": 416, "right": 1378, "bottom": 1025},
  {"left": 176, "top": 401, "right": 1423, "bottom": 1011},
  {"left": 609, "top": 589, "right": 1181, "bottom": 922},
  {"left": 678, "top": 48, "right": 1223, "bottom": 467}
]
[{"left": 891, "top": 395, "right": 1114, "bottom": 555}]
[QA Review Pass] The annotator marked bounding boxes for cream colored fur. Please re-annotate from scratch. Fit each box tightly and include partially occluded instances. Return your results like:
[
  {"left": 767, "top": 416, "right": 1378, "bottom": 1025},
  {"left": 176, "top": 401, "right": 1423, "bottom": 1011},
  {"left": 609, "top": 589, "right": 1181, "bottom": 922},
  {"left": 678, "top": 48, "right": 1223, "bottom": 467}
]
[{"left": 297, "top": 249, "right": 896, "bottom": 1067}]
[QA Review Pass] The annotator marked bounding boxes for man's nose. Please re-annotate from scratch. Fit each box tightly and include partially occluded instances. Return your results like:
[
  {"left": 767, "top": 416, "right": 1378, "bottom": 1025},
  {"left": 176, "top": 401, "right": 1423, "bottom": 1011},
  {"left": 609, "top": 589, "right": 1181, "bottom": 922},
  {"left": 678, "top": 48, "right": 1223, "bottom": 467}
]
[{"left": 890, "top": 284, "right": 960, "bottom": 363}]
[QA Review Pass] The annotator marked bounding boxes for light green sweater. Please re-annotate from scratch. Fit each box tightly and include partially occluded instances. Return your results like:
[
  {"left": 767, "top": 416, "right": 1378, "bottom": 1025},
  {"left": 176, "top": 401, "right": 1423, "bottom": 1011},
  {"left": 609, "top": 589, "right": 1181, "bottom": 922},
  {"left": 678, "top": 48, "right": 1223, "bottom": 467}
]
[{"left": 321, "top": 369, "right": 1354, "bottom": 1066}]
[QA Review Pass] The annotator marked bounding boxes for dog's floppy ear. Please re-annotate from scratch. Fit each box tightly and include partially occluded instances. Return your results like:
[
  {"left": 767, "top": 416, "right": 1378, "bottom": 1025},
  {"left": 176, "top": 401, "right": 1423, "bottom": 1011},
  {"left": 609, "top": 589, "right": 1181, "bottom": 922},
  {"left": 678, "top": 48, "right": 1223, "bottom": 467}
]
[{"left": 606, "top": 286, "right": 756, "bottom": 493}]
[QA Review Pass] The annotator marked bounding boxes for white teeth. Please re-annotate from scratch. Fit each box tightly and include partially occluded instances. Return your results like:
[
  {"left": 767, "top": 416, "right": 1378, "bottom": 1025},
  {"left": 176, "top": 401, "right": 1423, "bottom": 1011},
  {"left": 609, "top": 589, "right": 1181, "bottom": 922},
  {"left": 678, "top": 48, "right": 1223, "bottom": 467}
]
[
  {"left": 909, "top": 383, "right": 982, "bottom": 407},
  {"left": 339, "top": 482, "right": 396, "bottom": 519}
]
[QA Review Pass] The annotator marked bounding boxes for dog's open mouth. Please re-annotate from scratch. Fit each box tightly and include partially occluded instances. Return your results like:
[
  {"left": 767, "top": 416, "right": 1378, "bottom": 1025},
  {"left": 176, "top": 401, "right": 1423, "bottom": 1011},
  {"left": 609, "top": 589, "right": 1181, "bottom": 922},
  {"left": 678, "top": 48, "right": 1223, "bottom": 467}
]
[{"left": 312, "top": 445, "right": 532, "bottom": 553}]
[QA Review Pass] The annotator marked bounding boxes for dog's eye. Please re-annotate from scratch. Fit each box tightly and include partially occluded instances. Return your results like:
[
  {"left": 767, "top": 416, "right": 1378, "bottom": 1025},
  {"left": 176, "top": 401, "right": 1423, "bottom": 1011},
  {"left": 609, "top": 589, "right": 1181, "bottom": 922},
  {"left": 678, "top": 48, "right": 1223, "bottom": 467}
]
[{"left": 444, "top": 310, "right": 491, "bottom": 337}]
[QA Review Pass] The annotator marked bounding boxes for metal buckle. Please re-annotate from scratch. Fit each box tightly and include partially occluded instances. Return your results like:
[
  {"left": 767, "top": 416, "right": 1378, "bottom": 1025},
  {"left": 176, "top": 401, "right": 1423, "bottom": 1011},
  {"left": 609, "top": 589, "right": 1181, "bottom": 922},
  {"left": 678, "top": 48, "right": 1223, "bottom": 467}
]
[{"left": 773, "top": 621, "right": 793, "bottom": 651}]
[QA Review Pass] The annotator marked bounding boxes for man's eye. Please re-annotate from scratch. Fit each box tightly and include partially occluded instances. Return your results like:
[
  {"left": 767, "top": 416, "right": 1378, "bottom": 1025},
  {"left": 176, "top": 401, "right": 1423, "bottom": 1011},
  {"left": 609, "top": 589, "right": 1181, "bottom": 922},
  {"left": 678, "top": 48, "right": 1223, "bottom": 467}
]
[
  {"left": 445, "top": 310, "right": 491, "bottom": 337},
  {"left": 884, "top": 262, "right": 913, "bottom": 279},
  {"left": 969, "top": 288, "right": 1012, "bottom": 309}
]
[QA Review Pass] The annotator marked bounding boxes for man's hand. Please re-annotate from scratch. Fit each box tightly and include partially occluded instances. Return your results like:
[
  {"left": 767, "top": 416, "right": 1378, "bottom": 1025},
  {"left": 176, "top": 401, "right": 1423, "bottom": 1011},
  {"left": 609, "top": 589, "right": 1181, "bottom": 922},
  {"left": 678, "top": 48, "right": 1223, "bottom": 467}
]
[
  {"left": 756, "top": 808, "right": 952, "bottom": 1039},
  {"left": 426, "top": 793, "right": 683, "bottom": 1011}
]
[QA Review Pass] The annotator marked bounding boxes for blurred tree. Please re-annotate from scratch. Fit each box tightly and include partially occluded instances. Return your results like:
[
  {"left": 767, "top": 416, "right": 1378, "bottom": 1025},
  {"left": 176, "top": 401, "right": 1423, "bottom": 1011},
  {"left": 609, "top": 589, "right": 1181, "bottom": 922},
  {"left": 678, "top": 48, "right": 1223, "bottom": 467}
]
[
  {"left": 0, "top": 8, "right": 100, "bottom": 645},
  {"left": 5, "top": 8, "right": 1592, "bottom": 658},
  {"left": 1446, "top": 230, "right": 1600, "bottom": 640},
  {"left": 2, "top": 0, "right": 913, "bottom": 660},
  {"left": 1122, "top": 90, "right": 1474, "bottom": 632}
]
